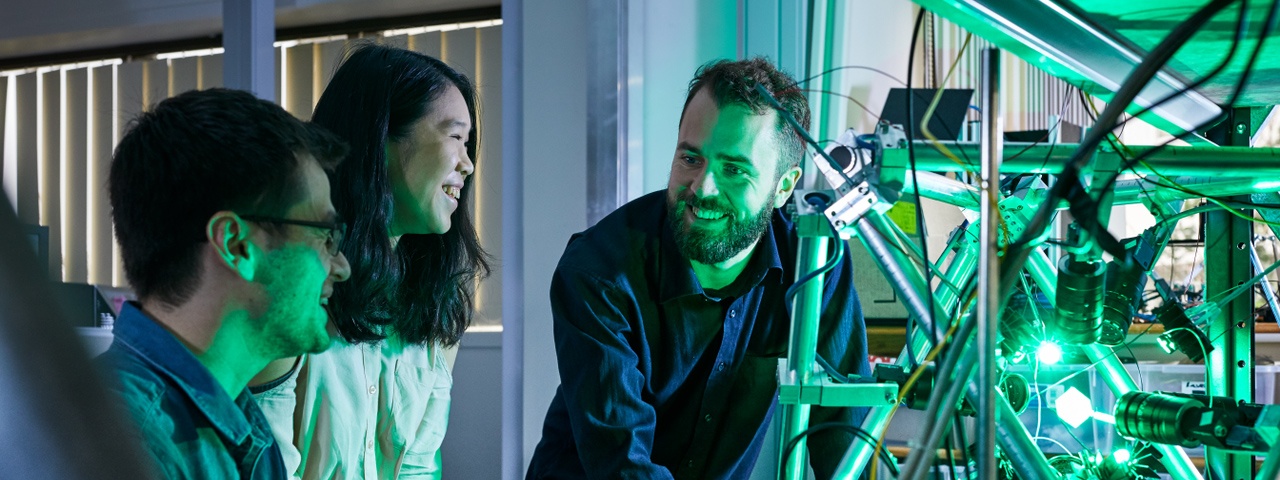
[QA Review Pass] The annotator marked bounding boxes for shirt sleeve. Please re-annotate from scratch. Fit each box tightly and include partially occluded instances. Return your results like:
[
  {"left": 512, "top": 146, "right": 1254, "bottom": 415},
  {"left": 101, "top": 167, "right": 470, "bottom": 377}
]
[
  {"left": 807, "top": 240, "right": 871, "bottom": 479},
  {"left": 550, "top": 265, "right": 675, "bottom": 480},
  {"left": 250, "top": 356, "right": 305, "bottom": 480}
]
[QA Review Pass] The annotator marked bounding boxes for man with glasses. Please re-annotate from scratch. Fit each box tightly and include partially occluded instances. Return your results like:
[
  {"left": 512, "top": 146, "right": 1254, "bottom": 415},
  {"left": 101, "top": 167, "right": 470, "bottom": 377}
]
[{"left": 99, "top": 88, "right": 351, "bottom": 479}]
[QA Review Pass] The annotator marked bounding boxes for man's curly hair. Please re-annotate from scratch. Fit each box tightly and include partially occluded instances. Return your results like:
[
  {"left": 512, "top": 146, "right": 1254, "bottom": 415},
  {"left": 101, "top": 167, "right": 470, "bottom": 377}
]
[{"left": 679, "top": 57, "right": 810, "bottom": 177}]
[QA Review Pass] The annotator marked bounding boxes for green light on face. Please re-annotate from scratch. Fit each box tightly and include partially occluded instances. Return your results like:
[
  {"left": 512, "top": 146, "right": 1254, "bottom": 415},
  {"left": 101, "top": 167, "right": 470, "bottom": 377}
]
[
  {"left": 1113, "top": 448, "right": 1131, "bottom": 464},
  {"left": 1055, "top": 387, "right": 1094, "bottom": 428},
  {"left": 1037, "top": 341, "right": 1063, "bottom": 365}
]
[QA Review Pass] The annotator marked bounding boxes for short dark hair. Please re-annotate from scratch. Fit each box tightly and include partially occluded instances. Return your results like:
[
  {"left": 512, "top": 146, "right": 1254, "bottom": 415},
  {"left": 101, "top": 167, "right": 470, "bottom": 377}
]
[
  {"left": 312, "top": 43, "right": 491, "bottom": 348},
  {"left": 109, "top": 88, "right": 348, "bottom": 306},
  {"left": 680, "top": 57, "right": 810, "bottom": 176}
]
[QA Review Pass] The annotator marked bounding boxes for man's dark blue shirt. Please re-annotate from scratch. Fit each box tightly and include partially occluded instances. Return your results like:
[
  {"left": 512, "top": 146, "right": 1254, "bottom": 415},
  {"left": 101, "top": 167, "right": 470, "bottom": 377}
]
[
  {"left": 97, "top": 302, "right": 287, "bottom": 479},
  {"left": 527, "top": 191, "right": 870, "bottom": 479}
]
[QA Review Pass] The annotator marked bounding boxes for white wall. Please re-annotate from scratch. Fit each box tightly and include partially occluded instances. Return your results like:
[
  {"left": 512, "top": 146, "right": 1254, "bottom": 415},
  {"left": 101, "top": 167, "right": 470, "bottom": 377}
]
[{"left": 505, "top": 0, "right": 590, "bottom": 475}]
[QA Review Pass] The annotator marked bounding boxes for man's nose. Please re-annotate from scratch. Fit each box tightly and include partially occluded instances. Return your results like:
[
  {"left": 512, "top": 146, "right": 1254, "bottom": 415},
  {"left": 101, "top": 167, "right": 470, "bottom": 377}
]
[
  {"left": 691, "top": 169, "right": 719, "bottom": 198},
  {"left": 332, "top": 251, "right": 352, "bottom": 282}
]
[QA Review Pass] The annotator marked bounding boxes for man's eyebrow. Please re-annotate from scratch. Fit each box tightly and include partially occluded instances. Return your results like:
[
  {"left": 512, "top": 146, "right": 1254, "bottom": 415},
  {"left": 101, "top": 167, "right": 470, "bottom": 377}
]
[
  {"left": 676, "top": 141, "right": 701, "bottom": 154},
  {"left": 717, "top": 153, "right": 754, "bottom": 168}
]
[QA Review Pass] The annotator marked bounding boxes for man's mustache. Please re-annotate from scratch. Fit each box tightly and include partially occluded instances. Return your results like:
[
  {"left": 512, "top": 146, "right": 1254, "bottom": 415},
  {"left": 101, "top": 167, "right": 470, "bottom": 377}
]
[{"left": 679, "top": 192, "right": 730, "bottom": 214}]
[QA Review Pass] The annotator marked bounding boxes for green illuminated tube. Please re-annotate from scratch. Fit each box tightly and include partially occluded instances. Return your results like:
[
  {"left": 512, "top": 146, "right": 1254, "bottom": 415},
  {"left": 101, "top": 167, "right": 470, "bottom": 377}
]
[
  {"left": 1024, "top": 251, "right": 1204, "bottom": 480},
  {"left": 832, "top": 213, "right": 959, "bottom": 478},
  {"left": 1082, "top": 345, "right": 1203, "bottom": 480},
  {"left": 1257, "top": 433, "right": 1280, "bottom": 480},
  {"left": 833, "top": 215, "right": 1060, "bottom": 479},
  {"left": 904, "top": 174, "right": 1274, "bottom": 214},
  {"left": 777, "top": 232, "right": 829, "bottom": 480},
  {"left": 902, "top": 171, "right": 981, "bottom": 211},
  {"left": 885, "top": 142, "right": 1280, "bottom": 177}
]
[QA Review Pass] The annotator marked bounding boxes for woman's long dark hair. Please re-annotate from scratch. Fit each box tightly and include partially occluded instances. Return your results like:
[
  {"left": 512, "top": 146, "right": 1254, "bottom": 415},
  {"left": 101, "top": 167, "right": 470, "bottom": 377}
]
[{"left": 312, "top": 43, "right": 491, "bottom": 347}]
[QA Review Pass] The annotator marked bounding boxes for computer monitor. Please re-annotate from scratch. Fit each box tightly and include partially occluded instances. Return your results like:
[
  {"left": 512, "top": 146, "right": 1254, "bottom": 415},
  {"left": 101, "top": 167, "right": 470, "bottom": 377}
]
[{"left": 878, "top": 88, "right": 975, "bottom": 141}]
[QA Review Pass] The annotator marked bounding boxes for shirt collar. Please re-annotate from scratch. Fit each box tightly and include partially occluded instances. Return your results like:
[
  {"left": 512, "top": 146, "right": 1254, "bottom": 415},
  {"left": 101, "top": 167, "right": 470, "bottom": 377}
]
[
  {"left": 112, "top": 302, "right": 260, "bottom": 446},
  {"left": 658, "top": 207, "right": 786, "bottom": 303}
]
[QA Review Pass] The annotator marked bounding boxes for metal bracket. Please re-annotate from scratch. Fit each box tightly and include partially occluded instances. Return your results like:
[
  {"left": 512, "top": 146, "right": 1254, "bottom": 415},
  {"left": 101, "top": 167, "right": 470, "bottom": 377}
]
[{"left": 776, "top": 359, "right": 900, "bottom": 408}]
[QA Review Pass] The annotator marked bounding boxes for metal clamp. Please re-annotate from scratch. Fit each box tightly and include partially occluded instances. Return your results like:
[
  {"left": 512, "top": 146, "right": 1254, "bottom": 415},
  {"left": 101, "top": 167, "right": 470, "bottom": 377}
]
[{"left": 776, "top": 359, "right": 900, "bottom": 408}]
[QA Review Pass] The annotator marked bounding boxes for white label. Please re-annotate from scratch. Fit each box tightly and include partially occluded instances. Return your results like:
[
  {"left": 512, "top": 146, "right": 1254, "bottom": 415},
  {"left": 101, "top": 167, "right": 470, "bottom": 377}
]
[{"left": 1182, "top": 381, "right": 1206, "bottom": 395}]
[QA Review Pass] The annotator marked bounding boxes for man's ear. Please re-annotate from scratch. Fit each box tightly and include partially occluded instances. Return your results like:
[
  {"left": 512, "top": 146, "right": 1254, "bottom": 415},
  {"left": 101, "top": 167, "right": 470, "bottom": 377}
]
[
  {"left": 206, "top": 212, "right": 256, "bottom": 282},
  {"left": 773, "top": 165, "right": 803, "bottom": 209}
]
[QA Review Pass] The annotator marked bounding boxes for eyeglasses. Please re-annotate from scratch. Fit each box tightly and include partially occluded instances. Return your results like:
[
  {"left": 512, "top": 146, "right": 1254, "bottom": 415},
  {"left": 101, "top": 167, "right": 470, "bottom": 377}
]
[{"left": 239, "top": 215, "right": 347, "bottom": 257}]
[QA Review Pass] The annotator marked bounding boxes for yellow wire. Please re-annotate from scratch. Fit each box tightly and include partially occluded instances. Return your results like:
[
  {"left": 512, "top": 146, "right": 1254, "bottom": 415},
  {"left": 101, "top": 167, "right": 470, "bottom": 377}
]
[
  {"left": 869, "top": 291, "right": 975, "bottom": 480},
  {"left": 1138, "top": 161, "right": 1280, "bottom": 228},
  {"left": 917, "top": 33, "right": 1013, "bottom": 248},
  {"left": 920, "top": 33, "right": 974, "bottom": 173},
  {"left": 1081, "top": 92, "right": 1280, "bottom": 230}
]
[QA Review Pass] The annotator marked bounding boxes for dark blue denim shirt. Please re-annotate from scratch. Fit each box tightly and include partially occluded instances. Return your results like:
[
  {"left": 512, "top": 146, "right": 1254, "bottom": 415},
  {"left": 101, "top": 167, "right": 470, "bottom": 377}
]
[
  {"left": 97, "top": 302, "right": 286, "bottom": 479},
  {"left": 527, "top": 191, "right": 870, "bottom": 480}
]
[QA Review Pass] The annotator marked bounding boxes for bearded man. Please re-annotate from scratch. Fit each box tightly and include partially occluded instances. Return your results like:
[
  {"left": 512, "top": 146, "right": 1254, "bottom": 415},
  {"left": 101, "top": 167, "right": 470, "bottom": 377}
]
[{"left": 526, "top": 57, "right": 870, "bottom": 480}]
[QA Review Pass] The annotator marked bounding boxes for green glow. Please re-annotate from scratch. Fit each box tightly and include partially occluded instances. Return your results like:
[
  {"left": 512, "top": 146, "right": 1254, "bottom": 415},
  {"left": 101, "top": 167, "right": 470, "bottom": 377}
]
[
  {"left": 1113, "top": 448, "right": 1131, "bottom": 464},
  {"left": 1253, "top": 180, "right": 1280, "bottom": 191},
  {"left": 1055, "top": 386, "right": 1094, "bottom": 428},
  {"left": 1037, "top": 341, "right": 1063, "bottom": 365},
  {"left": 1156, "top": 334, "right": 1177, "bottom": 354}
]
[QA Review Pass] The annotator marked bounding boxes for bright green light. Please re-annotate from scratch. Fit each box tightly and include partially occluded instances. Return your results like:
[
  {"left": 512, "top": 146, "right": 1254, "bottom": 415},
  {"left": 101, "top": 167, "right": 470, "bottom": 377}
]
[
  {"left": 1055, "top": 387, "right": 1094, "bottom": 428},
  {"left": 1156, "top": 334, "right": 1177, "bottom": 354},
  {"left": 1253, "top": 180, "right": 1280, "bottom": 191},
  {"left": 1113, "top": 448, "right": 1131, "bottom": 464},
  {"left": 1037, "top": 341, "right": 1063, "bottom": 365}
]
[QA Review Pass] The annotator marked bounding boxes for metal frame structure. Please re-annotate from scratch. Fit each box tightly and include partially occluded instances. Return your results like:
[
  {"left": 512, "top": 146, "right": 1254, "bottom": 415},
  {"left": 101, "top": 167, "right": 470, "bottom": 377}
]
[
  {"left": 767, "top": 2, "right": 1280, "bottom": 477},
  {"left": 767, "top": 137, "right": 1280, "bottom": 478},
  {"left": 772, "top": 107, "right": 1280, "bottom": 480}
]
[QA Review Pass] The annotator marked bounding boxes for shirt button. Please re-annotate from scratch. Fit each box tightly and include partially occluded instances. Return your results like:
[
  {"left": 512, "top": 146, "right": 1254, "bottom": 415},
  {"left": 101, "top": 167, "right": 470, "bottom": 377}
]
[
  {"left": 367, "top": 440, "right": 374, "bottom": 450},
  {"left": 704, "top": 414, "right": 712, "bottom": 422},
  {"left": 717, "top": 362, "right": 726, "bottom": 372},
  {"left": 729, "top": 310, "right": 737, "bottom": 318},
  {"left": 368, "top": 385, "right": 376, "bottom": 395},
  {"left": 687, "top": 460, "right": 694, "bottom": 467}
]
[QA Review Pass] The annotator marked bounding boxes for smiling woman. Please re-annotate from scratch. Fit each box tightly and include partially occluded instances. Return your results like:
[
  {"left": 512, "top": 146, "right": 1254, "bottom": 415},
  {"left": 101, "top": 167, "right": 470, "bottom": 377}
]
[{"left": 249, "top": 43, "right": 491, "bottom": 480}]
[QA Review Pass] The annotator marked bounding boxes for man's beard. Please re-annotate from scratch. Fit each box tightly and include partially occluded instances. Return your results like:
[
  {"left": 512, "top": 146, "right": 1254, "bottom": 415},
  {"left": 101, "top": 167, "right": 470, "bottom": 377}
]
[{"left": 668, "top": 191, "right": 775, "bottom": 265}]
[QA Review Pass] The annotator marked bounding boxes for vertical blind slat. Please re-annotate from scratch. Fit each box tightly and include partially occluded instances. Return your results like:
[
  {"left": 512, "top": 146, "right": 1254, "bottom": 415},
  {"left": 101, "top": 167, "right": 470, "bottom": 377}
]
[
  {"left": 476, "top": 25, "right": 503, "bottom": 324},
  {"left": 89, "top": 65, "right": 115, "bottom": 286},
  {"left": 16, "top": 73, "right": 39, "bottom": 226},
  {"left": 40, "top": 70, "right": 63, "bottom": 279},
  {"left": 284, "top": 44, "right": 314, "bottom": 120},
  {"left": 116, "top": 62, "right": 143, "bottom": 287},
  {"left": 65, "top": 68, "right": 89, "bottom": 283}
]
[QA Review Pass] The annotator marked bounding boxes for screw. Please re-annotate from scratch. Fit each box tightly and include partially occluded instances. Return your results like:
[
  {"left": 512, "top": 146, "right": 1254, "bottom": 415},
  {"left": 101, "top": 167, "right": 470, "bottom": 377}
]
[
  {"left": 1236, "top": 123, "right": 1247, "bottom": 135},
  {"left": 1237, "top": 242, "right": 1247, "bottom": 250},
  {"left": 1215, "top": 425, "right": 1228, "bottom": 437},
  {"left": 885, "top": 391, "right": 894, "bottom": 403},
  {"left": 834, "top": 220, "right": 846, "bottom": 228}
]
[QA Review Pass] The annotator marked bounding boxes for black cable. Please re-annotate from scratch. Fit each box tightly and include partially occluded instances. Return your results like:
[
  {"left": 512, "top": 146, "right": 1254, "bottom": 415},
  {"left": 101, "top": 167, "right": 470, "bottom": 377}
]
[
  {"left": 784, "top": 223, "right": 845, "bottom": 304},
  {"left": 1093, "top": 0, "right": 1254, "bottom": 197},
  {"left": 783, "top": 65, "right": 908, "bottom": 91},
  {"left": 999, "top": 0, "right": 1239, "bottom": 315},
  {"left": 815, "top": 354, "right": 851, "bottom": 384},
  {"left": 905, "top": 8, "right": 936, "bottom": 369},
  {"left": 778, "top": 422, "right": 899, "bottom": 480}
]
